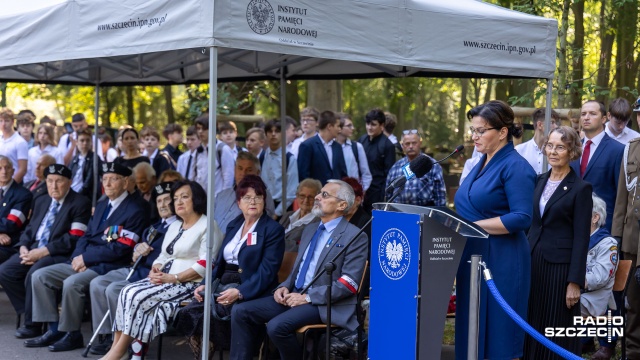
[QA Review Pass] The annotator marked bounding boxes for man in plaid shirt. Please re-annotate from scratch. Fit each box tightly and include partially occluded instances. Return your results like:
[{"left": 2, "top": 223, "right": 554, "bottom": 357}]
[{"left": 384, "top": 130, "right": 447, "bottom": 206}]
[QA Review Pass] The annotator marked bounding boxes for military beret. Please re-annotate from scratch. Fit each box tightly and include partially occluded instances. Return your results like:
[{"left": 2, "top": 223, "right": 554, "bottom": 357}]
[
  {"left": 154, "top": 182, "right": 173, "bottom": 197},
  {"left": 101, "top": 162, "right": 132, "bottom": 177},
  {"left": 44, "top": 164, "right": 72, "bottom": 179}
]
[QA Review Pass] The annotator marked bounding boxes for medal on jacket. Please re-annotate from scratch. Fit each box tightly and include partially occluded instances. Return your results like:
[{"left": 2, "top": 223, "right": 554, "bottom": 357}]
[{"left": 103, "top": 225, "right": 123, "bottom": 242}]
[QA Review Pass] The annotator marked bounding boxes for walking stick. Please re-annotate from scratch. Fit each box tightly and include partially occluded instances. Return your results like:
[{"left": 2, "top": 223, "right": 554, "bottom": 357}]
[{"left": 82, "top": 227, "right": 158, "bottom": 357}]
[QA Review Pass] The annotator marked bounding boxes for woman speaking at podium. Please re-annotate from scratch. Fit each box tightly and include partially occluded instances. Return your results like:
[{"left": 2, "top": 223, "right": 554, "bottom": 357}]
[{"left": 454, "top": 100, "right": 536, "bottom": 359}]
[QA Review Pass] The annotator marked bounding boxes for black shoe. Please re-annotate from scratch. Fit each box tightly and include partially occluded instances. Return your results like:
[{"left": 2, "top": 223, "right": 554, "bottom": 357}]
[
  {"left": 48, "top": 332, "right": 84, "bottom": 352},
  {"left": 24, "top": 330, "right": 64, "bottom": 348},
  {"left": 89, "top": 335, "right": 113, "bottom": 355},
  {"left": 15, "top": 324, "right": 44, "bottom": 339}
]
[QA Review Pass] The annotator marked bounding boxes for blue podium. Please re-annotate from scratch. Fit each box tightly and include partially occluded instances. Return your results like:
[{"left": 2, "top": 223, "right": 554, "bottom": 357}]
[{"left": 368, "top": 204, "right": 487, "bottom": 360}]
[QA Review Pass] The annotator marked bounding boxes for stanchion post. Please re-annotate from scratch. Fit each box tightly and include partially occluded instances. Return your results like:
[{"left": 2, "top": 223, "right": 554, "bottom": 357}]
[{"left": 467, "top": 255, "right": 481, "bottom": 360}]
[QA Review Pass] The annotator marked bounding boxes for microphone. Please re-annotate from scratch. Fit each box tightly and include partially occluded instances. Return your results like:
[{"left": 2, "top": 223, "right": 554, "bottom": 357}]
[
  {"left": 385, "top": 155, "right": 433, "bottom": 193},
  {"left": 436, "top": 145, "right": 465, "bottom": 163}
]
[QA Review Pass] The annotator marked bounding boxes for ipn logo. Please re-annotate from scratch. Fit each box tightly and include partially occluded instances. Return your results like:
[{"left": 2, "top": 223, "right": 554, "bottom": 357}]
[{"left": 544, "top": 310, "right": 624, "bottom": 340}]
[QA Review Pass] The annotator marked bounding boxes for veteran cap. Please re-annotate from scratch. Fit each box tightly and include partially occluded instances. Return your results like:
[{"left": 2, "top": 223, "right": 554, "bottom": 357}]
[
  {"left": 101, "top": 162, "right": 132, "bottom": 177},
  {"left": 154, "top": 182, "right": 173, "bottom": 197},
  {"left": 44, "top": 164, "right": 72, "bottom": 179}
]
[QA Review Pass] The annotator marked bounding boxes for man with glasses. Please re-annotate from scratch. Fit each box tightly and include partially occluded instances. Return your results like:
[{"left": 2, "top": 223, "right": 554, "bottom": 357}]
[
  {"left": 230, "top": 179, "right": 368, "bottom": 360},
  {"left": 297, "top": 110, "right": 348, "bottom": 185},
  {"left": 385, "top": 130, "right": 447, "bottom": 206},
  {"left": 515, "top": 108, "right": 560, "bottom": 175},
  {"left": 289, "top": 107, "right": 320, "bottom": 158},
  {"left": 604, "top": 98, "right": 639, "bottom": 144},
  {"left": 358, "top": 108, "right": 396, "bottom": 211},
  {"left": 26, "top": 162, "right": 148, "bottom": 352}
]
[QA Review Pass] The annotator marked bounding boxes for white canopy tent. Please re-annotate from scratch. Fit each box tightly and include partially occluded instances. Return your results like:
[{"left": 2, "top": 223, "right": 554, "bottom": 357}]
[{"left": 0, "top": 1, "right": 557, "bottom": 358}]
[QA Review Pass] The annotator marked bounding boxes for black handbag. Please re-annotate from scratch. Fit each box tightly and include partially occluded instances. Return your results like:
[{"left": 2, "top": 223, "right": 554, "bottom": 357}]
[{"left": 209, "top": 278, "right": 239, "bottom": 321}]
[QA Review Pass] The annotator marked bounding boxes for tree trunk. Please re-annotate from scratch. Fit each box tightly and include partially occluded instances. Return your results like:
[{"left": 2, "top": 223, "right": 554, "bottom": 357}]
[
  {"left": 495, "top": 79, "right": 509, "bottom": 102},
  {"left": 285, "top": 80, "right": 300, "bottom": 121},
  {"left": 101, "top": 87, "right": 112, "bottom": 128},
  {"left": 596, "top": 2, "right": 614, "bottom": 104},
  {"left": 458, "top": 79, "right": 469, "bottom": 143},
  {"left": 0, "top": 83, "right": 6, "bottom": 107},
  {"left": 483, "top": 79, "right": 493, "bottom": 104},
  {"left": 164, "top": 85, "right": 175, "bottom": 123},
  {"left": 307, "top": 80, "right": 341, "bottom": 112},
  {"left": 126, "top": 86, "right": 134, "bottom": 127},
  {"left": 614, "top": 0, "right": 637, "bottom": 99},
  {"left": 570, "top": 1, "right": 585, "bottom": 108},
  {"left": 556, "top": 0, "right": 571, "bottom": 108}
]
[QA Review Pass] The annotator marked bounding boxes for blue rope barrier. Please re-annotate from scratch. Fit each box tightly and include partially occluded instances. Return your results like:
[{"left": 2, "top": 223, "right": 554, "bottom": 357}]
[{"left": 482, "top": 268, "right": 582, "bottom": 360}]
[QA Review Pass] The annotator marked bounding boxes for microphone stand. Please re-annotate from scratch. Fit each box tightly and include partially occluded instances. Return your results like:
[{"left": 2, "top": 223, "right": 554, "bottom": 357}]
[
  {"left": 81, "top": 226, "right": 159, "bottom": 357},
  {"left": 300, "top": 185, "right": 405, "bottom": 360}
]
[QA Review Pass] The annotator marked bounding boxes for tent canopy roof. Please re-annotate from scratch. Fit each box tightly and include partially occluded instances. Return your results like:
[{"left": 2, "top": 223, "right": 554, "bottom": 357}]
[{"left": 0, "top": 0, "right": 557, "bottom": 85}]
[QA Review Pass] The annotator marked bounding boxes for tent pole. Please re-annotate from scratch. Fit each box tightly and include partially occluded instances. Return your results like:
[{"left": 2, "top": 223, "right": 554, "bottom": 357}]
[
  {"left": 542, "top": 78, "right": 552, "bottom": 171},
  {"left": 202, "top": 46, "right": 218, "bottom": 360},
  {"left": 280, "top": 66, "right": 287, "bottom": 214},
  {"left": 92, "top": 71, "right": 100, "bottom": 209}
]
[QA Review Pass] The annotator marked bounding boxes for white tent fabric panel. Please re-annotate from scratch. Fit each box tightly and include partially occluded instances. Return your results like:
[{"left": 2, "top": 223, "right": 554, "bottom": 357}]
[{"left": 0, "top": 0, "right": 557, "bottom": 84}]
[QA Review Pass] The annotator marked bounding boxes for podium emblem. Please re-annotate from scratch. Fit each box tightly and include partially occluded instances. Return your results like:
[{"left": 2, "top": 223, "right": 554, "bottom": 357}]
[{"left": 378, "top": 228, "right": 411, "bottom": 280}]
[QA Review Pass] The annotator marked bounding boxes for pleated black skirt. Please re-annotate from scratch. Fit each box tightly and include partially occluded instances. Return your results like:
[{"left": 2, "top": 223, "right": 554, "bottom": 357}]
[{"left": 523, "top": 247, "right": 580, "bottom": 360}]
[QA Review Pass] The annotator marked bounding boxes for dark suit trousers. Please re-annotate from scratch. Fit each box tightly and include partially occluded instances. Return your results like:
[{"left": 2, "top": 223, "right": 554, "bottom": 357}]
[
  {"left": 0, "top": 253, "right": 66, "bottom": 325},
  {"left": 0, "top": 244, "right": 17, "bottom": 264},
  {"left": 231, "top": 296, "right": 321, "bottom": 360}
]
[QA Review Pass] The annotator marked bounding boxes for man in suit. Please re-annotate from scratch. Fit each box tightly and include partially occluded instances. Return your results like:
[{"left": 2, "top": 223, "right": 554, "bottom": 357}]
[
  {"left": 0, "top": 164, "right": 90, "bottom": 339},
  {"left": 25, "top": 162, "right": 148, "bottom": 352},
  {"left": 570, "top": 100, "right": 624, "bottom": 231},
  {"left": 230, "top": 179, "right": 368, "bottom": 360},
  {"left": 0, "top": 155, "right": 33, "bottom": 264},
  {"left": 87, "top": 181, "right": 177, "bottom": 355},
  {"left": 297, "top": 110, "right": 348, "bottom": 185},
  {"left": 69, "top": 128, "right": 100, "bottom": 203},
  {"left": 358, "top": 108, "right": 396, "bottom": 211},
  {"left": 611, "top": 136, "right": 640, "bottom": 360}
]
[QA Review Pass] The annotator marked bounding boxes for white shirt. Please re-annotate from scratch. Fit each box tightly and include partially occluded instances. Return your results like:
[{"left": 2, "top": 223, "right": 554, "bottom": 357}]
[
  {"left": 70, "top": 154, "right": 87, "bottom": 193},
  {"left": 261, "top": 147, "right": 298, "bottom": 216},
  {"left": 214, "top": 143, "right": 235, "bottom": 196},
  {"left": 387, "top": 133, "right": 398, "bottom": 144},
  {"left": 0, "top": 132, "right": 28, "bottom": 172},
  {"left": 515, "top": 138, "right": 548, "bottom": 175},
  {"left": 318, "top": 134, "right": 334, "bottom": 168},
  {"left": 605, "top": 124, "right": 640, "bottom": 145},
  {"left": 25, "top": 145, "right": 63, "bottom": 183},
  {"left": 176, "top": 149, "right": 195, "bottom": 180},
  {"left": 340, "top": 139, "right": 372, "bottom": 191},
  {"left": 223, "top": 220, "right": 259, "bottom": 265},
  {"left": 583, "top": 130, "right": 606, "bottom": 164}
]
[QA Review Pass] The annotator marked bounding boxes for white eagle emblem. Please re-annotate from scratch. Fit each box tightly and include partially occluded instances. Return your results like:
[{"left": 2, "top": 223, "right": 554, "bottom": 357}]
[
  {"left": 102, "top": 163, "right": 108, "bottom": 172},
  {"left": 48, "top": 165, "right": 55, "bottom": 173},
  {"left": 155, "top": 185, "right": 162, "bottom": 193},
  {"left": 386, "top": 240, "right": 403, "bottom": 269}
]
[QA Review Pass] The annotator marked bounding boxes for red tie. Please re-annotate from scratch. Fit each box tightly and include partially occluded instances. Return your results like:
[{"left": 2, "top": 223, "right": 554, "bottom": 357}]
[
  {"left": 30, "top": 179, "right": 40, "bottom": 191},
  {"left": 580, "top": 140, "right": 592, "bottom": 177}
]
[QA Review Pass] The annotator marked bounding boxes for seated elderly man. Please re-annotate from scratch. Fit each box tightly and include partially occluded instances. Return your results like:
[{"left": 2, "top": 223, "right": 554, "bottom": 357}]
[
  {"left": 0, "top": 164, "right": 90, "bottom": 339},
  {"left": 25, "top": 162, "right": 149, "bottom": 352},
  {"left": 87, "top": 181, "right": 177, "bottom": 356},
  {"left": 581, "top": 194, "right": 619, "bottom": 356},
  {"left": 0, "top": 155, "right": 33, "bottom": 264},
  {"left": 213, "top": 151, "right": 275, "bottom": 234},
  {"left": 230, "top": 179, "right": 368, "bottom": 360}
]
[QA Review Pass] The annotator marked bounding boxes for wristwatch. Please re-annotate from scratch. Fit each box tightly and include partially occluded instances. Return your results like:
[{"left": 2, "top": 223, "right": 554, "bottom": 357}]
[
  {"left": 174, "top": 274, "right": 180, "bottom": 284},
  {"left": 305, "top": 294, "right": 311, "bottom": 303}
]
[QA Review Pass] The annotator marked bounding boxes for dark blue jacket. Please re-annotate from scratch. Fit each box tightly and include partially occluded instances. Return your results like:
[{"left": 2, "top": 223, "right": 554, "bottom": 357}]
[
  {"left": 210, "top": 212, "right": 284, "bottom": 301},
  {"left": 0, "top": 181, "right": 33, "bottom": 245},
  {"left": 71, "top": 192, "right": 148, "bottom": 275},
  {"left": 570, "top": 133, "right": 624, "bottom": 230},
  {"left": 128, "top": 220, "right": 169, "bottom": 282},
  {"left": 297, "top": 135, "right": 347, "bottom": 185}
]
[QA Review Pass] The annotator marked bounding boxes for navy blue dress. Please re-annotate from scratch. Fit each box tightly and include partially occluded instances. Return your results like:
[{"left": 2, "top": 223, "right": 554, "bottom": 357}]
[{"left": 454, "top": 142, "right": 536, "bottom": 359}]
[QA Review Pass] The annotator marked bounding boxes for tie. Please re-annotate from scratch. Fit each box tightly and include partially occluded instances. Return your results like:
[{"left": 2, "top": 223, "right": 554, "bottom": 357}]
[
  {"left": 0, "top": 188, "right": 5, "bottom": 204},
  {"left": 295, "top": 223, "right": 326, "bottom": 289},
  {"left": 38, "top": 201, "right": 59, "bottom": 248},
  {"left": 580, "top": 140, "right": 592, "bottom": 177},
  {"left": 186, "top": 155, "right": 193, "bottom": 179},
  {"left": 30, "top": 180, "right": 40, "bottom": 191},
  {"left": 99, "top": 202, "right": 112, "bottom": 228}
]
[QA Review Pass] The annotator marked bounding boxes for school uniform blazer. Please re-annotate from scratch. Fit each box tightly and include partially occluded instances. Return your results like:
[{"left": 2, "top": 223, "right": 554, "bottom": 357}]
[
  {"left": 569, "top": 133, "right": 624, "bottom": 230},
  {"left": 280, "top": 217, "right": 368, "bottom": 331},
  {"left": 0, "top": 181, "right": 33, "bottom": 244},
  {"left": 297, "top": 135, "right": 348, "bottom": 185},
  {"left": 71, "top": 192, "right": 149, "bottom": 275},
  {"left": 70, "top": 151, "right": 101, "bottom": 202},
  {"left": 211, "top": 212, "right": 285, "bottom": 301},
  {"left": 528, "top": 168, "right": 592, "bottom": 285},
  {"left": 15, "top": 190, "right": 91, "bottom": 257}
]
